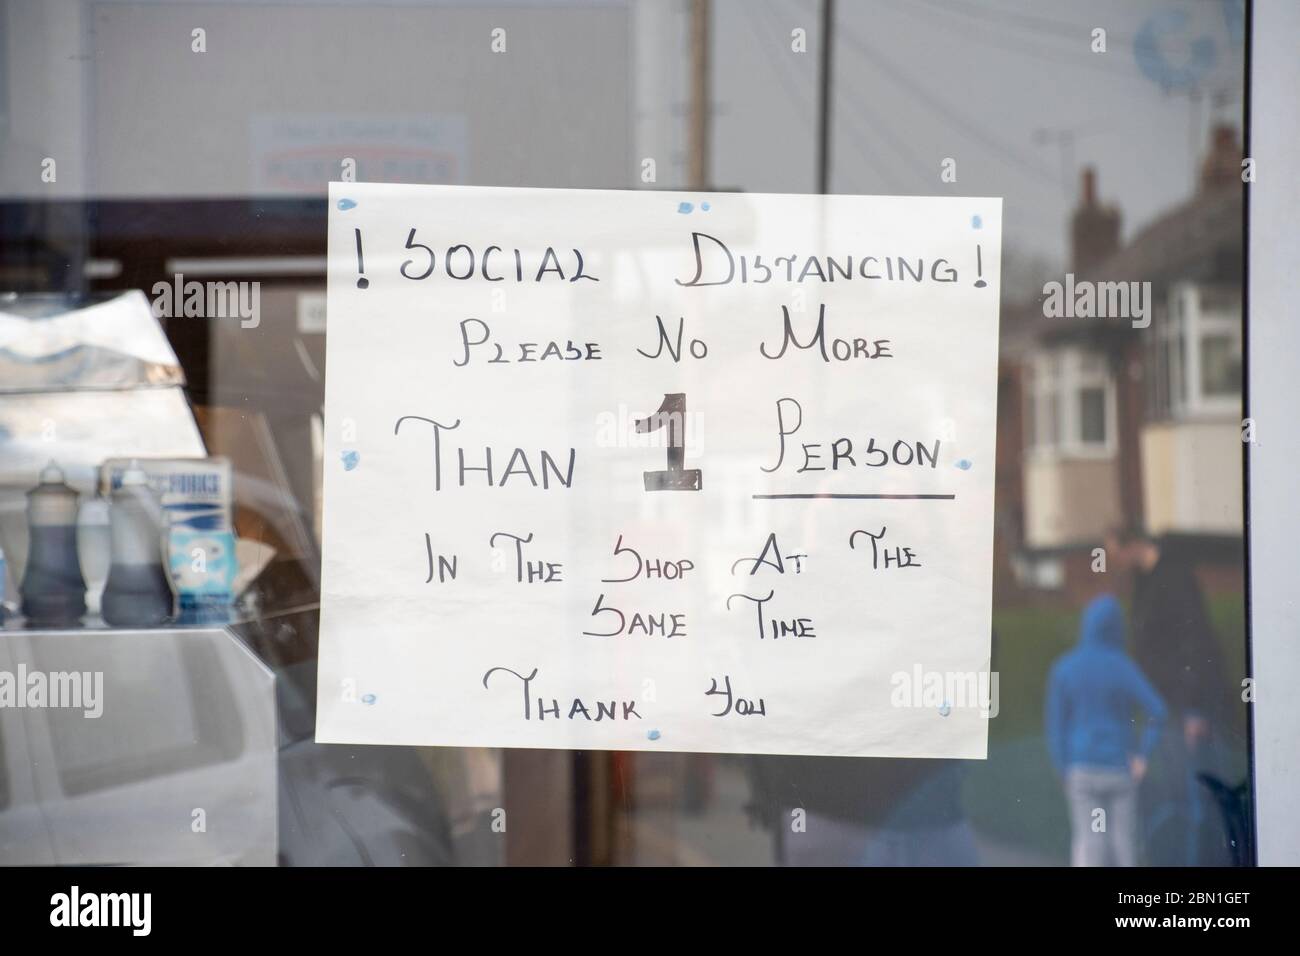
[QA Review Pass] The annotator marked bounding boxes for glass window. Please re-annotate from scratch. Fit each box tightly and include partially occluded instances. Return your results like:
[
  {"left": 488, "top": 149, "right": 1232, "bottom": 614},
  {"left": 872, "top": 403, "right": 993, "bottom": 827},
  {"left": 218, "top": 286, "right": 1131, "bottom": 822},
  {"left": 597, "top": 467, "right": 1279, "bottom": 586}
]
[
  {"left": 1079, "top": 387, "right": 1107, "bottom": 444},
  {"left": 1201, "top": 333, "right": 1241, "bottom": 398},
  {"left": 0, "top": 0, "right": 1253, "bottom": 871}
]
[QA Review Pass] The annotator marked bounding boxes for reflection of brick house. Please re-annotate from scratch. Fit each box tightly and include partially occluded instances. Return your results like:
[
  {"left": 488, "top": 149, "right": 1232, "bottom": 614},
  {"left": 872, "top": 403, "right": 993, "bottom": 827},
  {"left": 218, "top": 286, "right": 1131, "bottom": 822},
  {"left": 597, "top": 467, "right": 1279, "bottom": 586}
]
[{"left": 996, "top": 127, "right": 1244, "bottom": 601}]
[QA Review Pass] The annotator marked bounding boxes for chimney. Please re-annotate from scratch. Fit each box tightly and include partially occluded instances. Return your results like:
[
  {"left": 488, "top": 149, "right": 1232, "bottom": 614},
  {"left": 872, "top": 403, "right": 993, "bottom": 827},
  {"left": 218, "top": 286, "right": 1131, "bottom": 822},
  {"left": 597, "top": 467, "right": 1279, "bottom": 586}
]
[
  {"left": 1070, "top": 166, "right": 1121, "bottom": 276},
  {"left": 1082, "top": 167, "right": 1096, "bottom": 205},
  {"left": 1199, "top": 124, "right": 1241, "bottom": 193}
]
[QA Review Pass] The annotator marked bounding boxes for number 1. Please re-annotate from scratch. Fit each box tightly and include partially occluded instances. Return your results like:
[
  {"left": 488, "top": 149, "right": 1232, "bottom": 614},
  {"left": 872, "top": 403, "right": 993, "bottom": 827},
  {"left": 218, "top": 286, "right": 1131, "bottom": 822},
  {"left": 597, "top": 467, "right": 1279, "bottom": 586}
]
[{"left": 636, "top": 392, "right": 702, "bottom": 491}]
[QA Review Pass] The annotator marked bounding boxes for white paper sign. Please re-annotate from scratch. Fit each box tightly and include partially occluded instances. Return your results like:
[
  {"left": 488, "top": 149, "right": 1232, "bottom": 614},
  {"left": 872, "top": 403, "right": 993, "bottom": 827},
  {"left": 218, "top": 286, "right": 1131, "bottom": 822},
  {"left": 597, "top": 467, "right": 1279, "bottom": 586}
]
[{"left": 318, "top": 182, "right": 1001, "bottom": 758}]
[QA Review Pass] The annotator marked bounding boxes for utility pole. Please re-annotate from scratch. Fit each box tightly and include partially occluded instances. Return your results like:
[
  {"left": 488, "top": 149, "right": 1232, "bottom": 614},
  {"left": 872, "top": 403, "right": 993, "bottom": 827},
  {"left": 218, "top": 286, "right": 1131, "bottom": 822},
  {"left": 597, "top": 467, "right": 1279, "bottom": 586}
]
[
  {"left": 689, "top": 0, "right": 711, "bottom": 190},
  {"left": 817, "top": 0, "right": 835, "bottom": 194}
]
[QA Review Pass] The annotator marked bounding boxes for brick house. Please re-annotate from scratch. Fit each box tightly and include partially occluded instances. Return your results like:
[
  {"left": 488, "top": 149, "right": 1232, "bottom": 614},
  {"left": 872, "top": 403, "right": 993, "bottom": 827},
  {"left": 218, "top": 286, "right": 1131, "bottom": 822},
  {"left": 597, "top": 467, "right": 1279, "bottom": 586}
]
[{"left": 997, "top": 126, "right": 1245, "bottom": 603}]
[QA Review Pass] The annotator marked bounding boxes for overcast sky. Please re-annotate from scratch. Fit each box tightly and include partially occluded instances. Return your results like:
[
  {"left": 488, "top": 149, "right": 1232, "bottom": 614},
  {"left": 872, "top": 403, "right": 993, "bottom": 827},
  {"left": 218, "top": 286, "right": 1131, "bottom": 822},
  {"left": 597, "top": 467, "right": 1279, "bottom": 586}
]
[
  {"left": 712, "top": 0, "right": 1245, "bottom": 272},
  {"left": 1, "top": 0, "right": 1245, "bottom": 284}
]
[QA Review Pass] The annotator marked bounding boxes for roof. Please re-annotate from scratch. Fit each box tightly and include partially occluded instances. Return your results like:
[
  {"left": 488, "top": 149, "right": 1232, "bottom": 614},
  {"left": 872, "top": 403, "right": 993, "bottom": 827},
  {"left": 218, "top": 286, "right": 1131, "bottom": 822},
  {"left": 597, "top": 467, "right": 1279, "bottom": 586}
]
[
  {"left": 1083, "top": 184, "right": 1242, "bottom": 289},
  {"left": 999, "top": 183, "right": 1243, "bottom": 357}
]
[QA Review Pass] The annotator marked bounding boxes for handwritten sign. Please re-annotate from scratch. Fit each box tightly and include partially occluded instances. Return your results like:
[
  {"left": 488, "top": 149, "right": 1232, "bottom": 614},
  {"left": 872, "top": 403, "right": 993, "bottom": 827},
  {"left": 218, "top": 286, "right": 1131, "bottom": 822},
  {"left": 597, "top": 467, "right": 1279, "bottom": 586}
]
[{"left": 317, "top": 183, "right": 1001, "bottom": 758}]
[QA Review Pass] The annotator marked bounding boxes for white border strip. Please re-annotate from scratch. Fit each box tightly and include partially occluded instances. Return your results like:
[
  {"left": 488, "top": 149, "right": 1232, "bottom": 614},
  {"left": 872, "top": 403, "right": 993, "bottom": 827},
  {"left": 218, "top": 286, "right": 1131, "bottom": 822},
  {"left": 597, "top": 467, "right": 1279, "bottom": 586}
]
[{"left": 1248, "top": 0, "right": 1300, "bottom": 866}]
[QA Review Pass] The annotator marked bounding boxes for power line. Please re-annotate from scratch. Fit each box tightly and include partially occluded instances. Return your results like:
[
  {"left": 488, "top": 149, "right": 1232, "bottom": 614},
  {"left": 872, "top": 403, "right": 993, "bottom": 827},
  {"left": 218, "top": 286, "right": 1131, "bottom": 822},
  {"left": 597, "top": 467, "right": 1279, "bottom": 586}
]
[
  {"left": 762, "top": 0, "right": 966, "bottom": 193},
  {"left": 834, "top": 19, "right": 1061, "bottom": 190},
  {"left": 902, "top": 0, "right": 1134, "bottom": 76},
  {"left": 920, "top": 0, "right": 1143, "bottom": 47},
  {"left": 745, "top": 3, "right": 907, "bottom": 192}
]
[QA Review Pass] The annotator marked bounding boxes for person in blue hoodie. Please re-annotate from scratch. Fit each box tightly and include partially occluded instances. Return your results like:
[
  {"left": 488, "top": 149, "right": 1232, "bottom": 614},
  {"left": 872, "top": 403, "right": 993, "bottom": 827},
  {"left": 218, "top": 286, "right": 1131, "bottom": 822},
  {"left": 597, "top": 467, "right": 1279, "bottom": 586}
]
[{"left": 1046, "top": 594, "right": 1167, "bottom": 866}]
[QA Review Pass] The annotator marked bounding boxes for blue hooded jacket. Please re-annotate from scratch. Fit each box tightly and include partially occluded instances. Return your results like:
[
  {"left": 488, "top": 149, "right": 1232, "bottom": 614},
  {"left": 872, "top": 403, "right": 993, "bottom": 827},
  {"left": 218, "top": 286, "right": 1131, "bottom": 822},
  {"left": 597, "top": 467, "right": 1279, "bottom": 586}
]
[{"left": 1045, "top": 594, "right": 1167, "bottom": 774}]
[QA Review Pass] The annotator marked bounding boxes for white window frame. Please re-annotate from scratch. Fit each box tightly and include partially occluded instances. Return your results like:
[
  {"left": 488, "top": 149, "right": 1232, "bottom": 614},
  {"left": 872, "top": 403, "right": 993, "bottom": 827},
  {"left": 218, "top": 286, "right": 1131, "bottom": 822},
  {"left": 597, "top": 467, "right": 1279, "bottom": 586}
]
[
  {"left": 1165, "top": 281, "right": 1242, "bottom": 420},
  {"left": 1026, "top": 345, "right": 1118, "bottom": 460}
]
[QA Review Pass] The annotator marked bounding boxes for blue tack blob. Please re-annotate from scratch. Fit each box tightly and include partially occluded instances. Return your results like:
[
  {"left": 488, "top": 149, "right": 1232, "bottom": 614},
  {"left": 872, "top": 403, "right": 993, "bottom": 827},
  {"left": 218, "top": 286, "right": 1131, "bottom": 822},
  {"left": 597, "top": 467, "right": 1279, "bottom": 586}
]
[
  {"left": 971, "top": 215, "right": 982, "bottom": 229},
  {"left": 362, "top": 693, "right": 377, "bottom": 705},
  {"left": 938, "top": 700, "right": 952, "bottom": 717},
  {"left": 677, "top": 202, "right": 693, "bottom": 214},
  {"left": 337, "top": 198, "right": 357, "bottom": 211},
  {"left": 342, "top": 450, "right": 360, "bottom": 471},
  {"left": 647, "top": 729, "right": 662, "bottom": 741},
  {"left": 956, "top": 458, "right": 972, "bottom": 471},
  {"left": 701, "top": 201, "right": 711, "bottom": 211}
]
